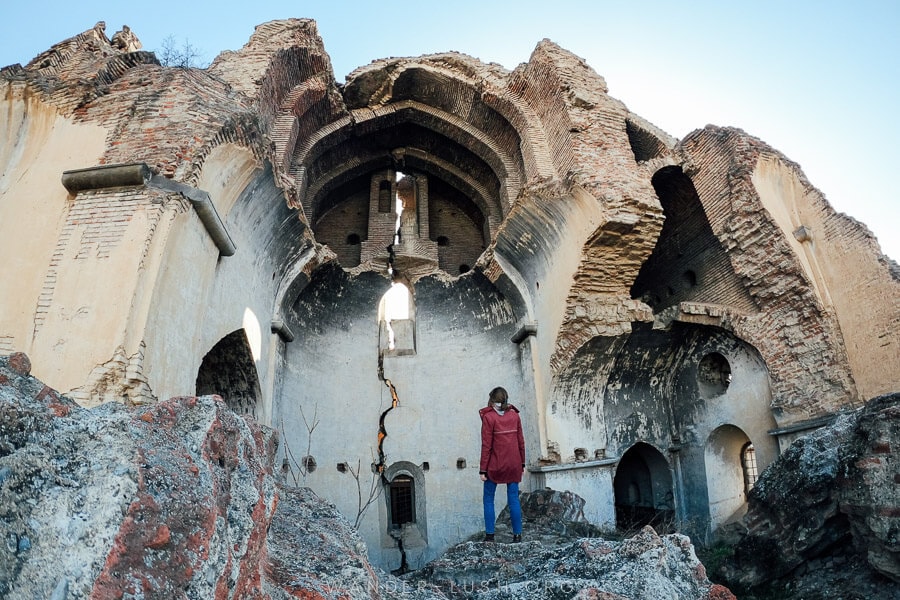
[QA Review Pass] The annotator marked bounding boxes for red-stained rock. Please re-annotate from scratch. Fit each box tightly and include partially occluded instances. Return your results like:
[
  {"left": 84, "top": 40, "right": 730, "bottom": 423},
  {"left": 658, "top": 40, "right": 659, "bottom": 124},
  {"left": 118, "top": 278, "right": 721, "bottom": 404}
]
[
  {"left": 7, "top": 352, "right": 30, "bottom": 376},
  {"left": 0, "top": 349, "right": 738, "bottom": 600},
  {"left": 0, "top": 355, "right": 277, "bottom": 599}
]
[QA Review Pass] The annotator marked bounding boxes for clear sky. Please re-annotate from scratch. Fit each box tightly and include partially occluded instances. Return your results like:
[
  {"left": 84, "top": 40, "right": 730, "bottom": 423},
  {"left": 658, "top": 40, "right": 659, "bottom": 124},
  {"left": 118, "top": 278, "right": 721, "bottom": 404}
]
[{"left": 1, "top": 1, "right": 897, "bottom": 259}]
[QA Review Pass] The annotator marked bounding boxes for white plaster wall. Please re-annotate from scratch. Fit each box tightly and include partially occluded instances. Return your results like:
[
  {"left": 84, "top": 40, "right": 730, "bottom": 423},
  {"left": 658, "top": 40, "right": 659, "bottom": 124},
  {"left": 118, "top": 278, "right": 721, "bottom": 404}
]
[
  {"left": 538, "top": 466, "right": 616, "bottom": 529},
  {"left": 140, "top": 201, "right": 222, "bottom": 400},
  {"left": 142, "top": 151, "right": 277, "bottom": 408},
  {"left": 0, "top": 84, "right": 108, "bottom": 386},
  {"left": 276, "top": 283, "right": 535, "bottom": 571},
  {"left": 30, "top": 191, "right": 164, "bottom": 398},
  {"left": 518, "top": 185, "right": 610, "bottom": 459},
  {"left": 695, "top": 344, "right": 778, "bottom": 472}
]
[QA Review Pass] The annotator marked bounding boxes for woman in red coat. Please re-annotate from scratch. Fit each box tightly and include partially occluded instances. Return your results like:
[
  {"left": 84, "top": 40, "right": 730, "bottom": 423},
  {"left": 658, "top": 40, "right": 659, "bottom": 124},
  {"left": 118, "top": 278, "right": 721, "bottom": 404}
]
[{"left": 479, "top": 386, "right": 525, "bottom": 542}]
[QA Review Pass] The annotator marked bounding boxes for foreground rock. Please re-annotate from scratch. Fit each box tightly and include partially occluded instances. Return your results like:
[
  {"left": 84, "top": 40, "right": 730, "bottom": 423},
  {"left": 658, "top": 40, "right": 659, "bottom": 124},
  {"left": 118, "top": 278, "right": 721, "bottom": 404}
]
[
  {"left": 266, "top": 485, "right": 445, "bottom": 599},
  {"left": 0, "top": 352, "right": 278, "bottom": 598},
  {"left": 719, "top": 392, "right": 900, "bottom": 598},
  {"left": 402, "top": 488, "right": 733, "bottom": 600},
  {"left": 406, "top": 525, "right": 733, "bottom": 600}
]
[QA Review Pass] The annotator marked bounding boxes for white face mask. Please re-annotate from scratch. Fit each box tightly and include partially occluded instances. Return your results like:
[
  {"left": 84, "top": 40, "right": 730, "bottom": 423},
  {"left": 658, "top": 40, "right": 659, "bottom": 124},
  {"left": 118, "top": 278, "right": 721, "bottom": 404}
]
[{"left": 493, "top": 402, "right": 504, "bottom": 410}]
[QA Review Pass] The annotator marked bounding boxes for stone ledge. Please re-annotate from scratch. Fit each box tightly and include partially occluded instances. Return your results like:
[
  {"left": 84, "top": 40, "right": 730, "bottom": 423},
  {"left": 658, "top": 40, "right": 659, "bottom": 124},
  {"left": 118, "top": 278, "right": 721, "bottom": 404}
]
[{"left": 528, "top": 457, "right": 619, "bottom": 473}]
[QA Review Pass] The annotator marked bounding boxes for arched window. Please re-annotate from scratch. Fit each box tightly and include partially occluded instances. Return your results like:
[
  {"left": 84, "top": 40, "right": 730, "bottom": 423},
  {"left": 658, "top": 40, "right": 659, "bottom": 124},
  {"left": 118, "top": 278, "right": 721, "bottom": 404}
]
[
  {"left": 698, "top": 352, "right": 732, "bottom": 397},
  {"left": 705, "top": 425, "right": 758, "bottom": 532},
  {"left": 389, "top": 475, "right": 415, "bottom": 527},
  {"left": 380, "top": 462, "right": 427, "bottom": 550},
  {"left": 195, "top": 329, "right": 261, "bottom": 417},
  {"left": 741, "top": 442, "right": 758, "bottom": 493}
]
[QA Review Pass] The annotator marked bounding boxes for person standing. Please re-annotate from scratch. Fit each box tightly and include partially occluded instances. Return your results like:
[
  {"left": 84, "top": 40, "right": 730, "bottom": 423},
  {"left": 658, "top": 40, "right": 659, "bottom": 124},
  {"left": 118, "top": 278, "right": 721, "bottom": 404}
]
[{"left": 479, "top": 386, "right": 525, "bottom": 542}]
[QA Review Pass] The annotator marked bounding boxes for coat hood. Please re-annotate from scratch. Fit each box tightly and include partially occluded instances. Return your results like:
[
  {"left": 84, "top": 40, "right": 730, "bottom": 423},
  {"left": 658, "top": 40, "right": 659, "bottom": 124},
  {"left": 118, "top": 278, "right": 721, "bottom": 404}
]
[{"left": 479, "top": 403, "right": 519, "bottom": 417}]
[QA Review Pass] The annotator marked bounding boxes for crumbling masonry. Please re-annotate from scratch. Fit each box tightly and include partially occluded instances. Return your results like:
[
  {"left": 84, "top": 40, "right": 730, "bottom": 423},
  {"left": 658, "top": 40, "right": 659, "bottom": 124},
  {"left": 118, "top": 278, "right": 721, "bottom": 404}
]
[{"left": 0, "top": 19, "right": 897, "bottom": 570}]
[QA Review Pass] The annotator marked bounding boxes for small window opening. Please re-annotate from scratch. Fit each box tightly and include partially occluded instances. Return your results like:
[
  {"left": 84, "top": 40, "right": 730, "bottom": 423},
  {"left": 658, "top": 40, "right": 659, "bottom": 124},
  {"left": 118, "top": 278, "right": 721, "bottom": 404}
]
[
  {"left": 421, "top": 461, "right": 430, "bottom": 471},
  {"left": 436, "top": 236, "right": 449, "bottom": 247},
  {"left": 347, "top": 233, "right": 361, "bottom": 245},
  {"left": 337, "top": 462, "right": 348, "bottom": 473},
  {"left": 389, "top": 475, "right": 415, "bottom": 526},
  {"left": 456, "top": 458, "right": 467, "bottom": 469},
  {"left": 741, "top": 442, "right": 758, "bottom": 493},
  {"left": 458, "top": 264, "right": 470, "bottom": 274},
  {"left": 378, "top": 180, "right": 392, "bottom": 213},
  {"left": 698, "top": 352, "right": 732, "bottom": 397},
  {"left": 574, "top": 448, "right": 588, "bottom": 461},
  {"left": 683, "top": 270, "right": 698, "bottom": 288}
]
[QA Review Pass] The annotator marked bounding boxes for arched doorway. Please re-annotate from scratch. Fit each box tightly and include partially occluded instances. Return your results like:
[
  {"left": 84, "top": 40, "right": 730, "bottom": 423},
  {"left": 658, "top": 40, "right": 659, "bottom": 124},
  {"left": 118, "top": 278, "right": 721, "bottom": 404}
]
[
  {"left": 613, "top": 442, "right": 675, "bottom": 531},
  {"left": 195, "top": 329, "right": 261, "bottom": 416},
  {"left": 705, "top": 424, "right": 756, "bottom": 531}
]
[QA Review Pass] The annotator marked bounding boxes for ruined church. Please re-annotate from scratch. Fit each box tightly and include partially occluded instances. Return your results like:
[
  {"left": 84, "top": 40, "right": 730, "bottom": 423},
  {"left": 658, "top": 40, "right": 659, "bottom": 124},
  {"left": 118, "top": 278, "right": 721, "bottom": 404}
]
[{"left": 1, "top": 19, "right": 897, "bottom": 572}]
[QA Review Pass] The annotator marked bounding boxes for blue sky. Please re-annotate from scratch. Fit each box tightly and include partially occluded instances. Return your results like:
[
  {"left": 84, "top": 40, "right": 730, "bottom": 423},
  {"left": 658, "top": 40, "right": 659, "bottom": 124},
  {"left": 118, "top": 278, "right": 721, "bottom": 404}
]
[{"left": 1, "top": 1, "right": 897, "bottom": 260}]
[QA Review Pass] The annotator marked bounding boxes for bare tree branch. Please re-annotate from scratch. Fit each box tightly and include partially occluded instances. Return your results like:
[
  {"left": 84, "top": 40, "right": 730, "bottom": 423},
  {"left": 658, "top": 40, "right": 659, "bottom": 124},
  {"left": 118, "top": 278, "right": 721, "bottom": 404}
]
[
  {"left": 156, "top": 35, "right": 207, "bottom": 68},
  {"left": 347, "top": 454, "right": 384, "bottom": 529},
  {"left": 279, "top": 403, "right": 320, "bottom": 485}
]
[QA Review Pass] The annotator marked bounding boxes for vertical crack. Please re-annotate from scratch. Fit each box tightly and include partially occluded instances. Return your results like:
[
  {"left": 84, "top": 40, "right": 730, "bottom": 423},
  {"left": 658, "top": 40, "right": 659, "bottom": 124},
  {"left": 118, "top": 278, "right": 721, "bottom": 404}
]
[
  {"left": 375, "top": 362, "right": 399, "bottom": 474},
  {"left": 390, "top": 532, "right": 409, "bottom": 576}
]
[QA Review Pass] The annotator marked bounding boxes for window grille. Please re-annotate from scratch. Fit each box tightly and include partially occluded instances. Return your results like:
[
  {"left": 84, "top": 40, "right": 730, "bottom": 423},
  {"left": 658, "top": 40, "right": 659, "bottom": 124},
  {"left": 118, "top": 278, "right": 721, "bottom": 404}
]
[{"left": 389, "top": 475, "right": 415, "bottom": 526}]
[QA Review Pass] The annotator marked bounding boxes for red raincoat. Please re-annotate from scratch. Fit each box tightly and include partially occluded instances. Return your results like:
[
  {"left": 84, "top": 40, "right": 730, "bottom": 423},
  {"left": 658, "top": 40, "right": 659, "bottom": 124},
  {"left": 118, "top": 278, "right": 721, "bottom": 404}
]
[{"left": 479, "top": 404, "right": 525, "bottom": 484}]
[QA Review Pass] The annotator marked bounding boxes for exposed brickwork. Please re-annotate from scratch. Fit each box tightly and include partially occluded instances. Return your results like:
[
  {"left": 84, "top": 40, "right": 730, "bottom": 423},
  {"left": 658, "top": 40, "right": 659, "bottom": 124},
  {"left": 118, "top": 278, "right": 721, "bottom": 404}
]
[
  {"left": 3, "top": 22, "right": 269, "bottom": 193},
  {"left": 430, "top": 188, "right": 485, "bottom": 275},
  {"left": 680, "top": 128, "right": 858, "bottom": 418},
  {"left": 68, "top": 343, "right": 155, "bottom": 407},
  {"left": 511, "top": 43, "right": 666, "bottom": 372},
  {"left": 313, "top": 189, "right": 369, "bottom": 268},
  {"left": 631, "top": 166, "right": 757, "bottom": 314},
  {"left": 33, "top": 186, "right": 186, "bottom": 336}
]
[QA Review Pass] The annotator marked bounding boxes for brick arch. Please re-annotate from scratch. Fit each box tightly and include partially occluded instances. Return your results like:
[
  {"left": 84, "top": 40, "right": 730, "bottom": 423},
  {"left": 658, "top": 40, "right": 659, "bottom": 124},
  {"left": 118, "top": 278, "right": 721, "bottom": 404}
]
[
  {"left": 196, "top": 329, "right": 262, "bottom": 417},
  {"left": 181, "top": 112, "right": 269, "bottom": 189},
  {"left": 294, "top": 101, "right": 521, "bottom": 214},
  {"left": 305, "top": 144, "right": 499, "bottom": 235},
  {"left": 342, "top": 58, "right": 557, "bottom": 185}
]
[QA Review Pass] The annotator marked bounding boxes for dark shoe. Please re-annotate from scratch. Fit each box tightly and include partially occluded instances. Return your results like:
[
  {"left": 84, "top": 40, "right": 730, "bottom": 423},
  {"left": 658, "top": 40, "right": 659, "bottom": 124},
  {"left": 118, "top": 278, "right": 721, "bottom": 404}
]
[
  {"left": 483, "top": 533, "right": 495, "bottom": 543},
  {"left": 512, "top": 534, "right": 522, "bottom": 543}
]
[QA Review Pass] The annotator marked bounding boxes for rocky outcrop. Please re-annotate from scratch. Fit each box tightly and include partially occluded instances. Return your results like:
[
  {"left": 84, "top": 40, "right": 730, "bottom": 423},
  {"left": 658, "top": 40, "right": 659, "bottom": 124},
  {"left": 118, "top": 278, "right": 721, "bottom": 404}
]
[
  {"left": 720, "top": 392, "right": 900, "bottom": 597},
  {"left": 407, "top": 526, "right": 733, "bottom": 600},
  {"left": 405, "top": 488, "right": 734, "bottom": 600},
  {"left": 0, "top": 352, "right": 278, "bottom": 599}
]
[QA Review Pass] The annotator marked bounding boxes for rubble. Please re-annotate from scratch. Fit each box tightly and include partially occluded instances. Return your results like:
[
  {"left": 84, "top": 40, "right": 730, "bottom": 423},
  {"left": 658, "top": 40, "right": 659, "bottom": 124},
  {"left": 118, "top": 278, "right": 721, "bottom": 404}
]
[{"left": 718, "top": 392, "right": 900, "bottom": 598}]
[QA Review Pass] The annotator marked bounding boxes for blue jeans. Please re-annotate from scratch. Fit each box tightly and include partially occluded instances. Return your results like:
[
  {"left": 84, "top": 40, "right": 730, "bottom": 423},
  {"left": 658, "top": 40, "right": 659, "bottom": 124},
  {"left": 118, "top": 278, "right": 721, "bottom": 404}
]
[{"left": 483, "top": 479, "right": 522, "bottom": 535}]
